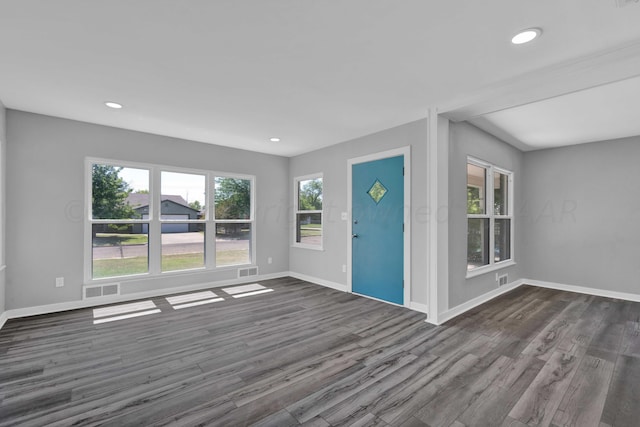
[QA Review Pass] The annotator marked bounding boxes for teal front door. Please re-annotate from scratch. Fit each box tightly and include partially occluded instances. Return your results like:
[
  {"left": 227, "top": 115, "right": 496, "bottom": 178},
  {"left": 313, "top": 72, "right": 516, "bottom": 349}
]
[{"left": 352, "top": 155, "right": 404, "bottom": 305}]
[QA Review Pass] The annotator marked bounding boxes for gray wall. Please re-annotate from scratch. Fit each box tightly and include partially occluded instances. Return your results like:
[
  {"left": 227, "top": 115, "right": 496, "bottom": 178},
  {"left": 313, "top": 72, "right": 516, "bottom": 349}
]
[
  {"left": 448, "top": 122, "right": 524, "bottom": 308},
  {"left": 289, "top": 119, "right": 430, "bottom": 305},
  {"left": 5, "top": 111, "right": 290, "bottom": 310},
  {"left": 6, "top": 109, "right": 638, "bottom": 315},
  {"left": 0, "top": 100, "right": 5, "bottom": 314},
  {"left": 522, "top": 136, "right": 640, "bottom": 295}
]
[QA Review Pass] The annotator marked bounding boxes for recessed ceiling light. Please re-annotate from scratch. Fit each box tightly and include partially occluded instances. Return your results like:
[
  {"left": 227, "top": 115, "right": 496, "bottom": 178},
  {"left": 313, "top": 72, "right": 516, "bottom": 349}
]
[
  {"left": 269, "top": 137, "right": 281, "bottom": 142},
  {"left": 104, "top": 101, "right": 123, "bottom": 109},
  {"left": 511, "top": 28, "right": 541, "bottom": 45}
]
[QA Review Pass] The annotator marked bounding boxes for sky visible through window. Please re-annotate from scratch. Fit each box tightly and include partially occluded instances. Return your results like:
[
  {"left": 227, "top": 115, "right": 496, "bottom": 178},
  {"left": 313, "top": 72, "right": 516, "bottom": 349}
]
[{"left": 119, "top": 167, "right": 206, "bottom": 206}]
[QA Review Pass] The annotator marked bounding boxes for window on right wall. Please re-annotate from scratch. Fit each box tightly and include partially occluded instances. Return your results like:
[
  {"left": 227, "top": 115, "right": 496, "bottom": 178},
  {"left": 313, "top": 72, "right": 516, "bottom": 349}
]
[
  {"left": 294, "top": 174, "right": 323, "bottom": 249},
  {"left": 467, "top": 158, "right": 513, "bottom": 273}
]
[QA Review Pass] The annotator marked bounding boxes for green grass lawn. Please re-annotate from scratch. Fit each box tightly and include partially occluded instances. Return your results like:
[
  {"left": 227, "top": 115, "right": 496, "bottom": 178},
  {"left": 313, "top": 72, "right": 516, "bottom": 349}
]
[
  {"left": 215, "top": 250, "right": 250, "bottom": 266},
  {"left": 93, "top": 256, "right": 148, "bottom": 278},
  {"left": 300, "top": 224, "right": 322, "bottom": 237},
  {"left": 162, "top": 253, "right": 205, "bottom": 272},
  {"left": 93, "top": 250, "right": 250, "bottom": 278},
  {"left": 93, "top": 233, "right": 148, "bottom": 247}
]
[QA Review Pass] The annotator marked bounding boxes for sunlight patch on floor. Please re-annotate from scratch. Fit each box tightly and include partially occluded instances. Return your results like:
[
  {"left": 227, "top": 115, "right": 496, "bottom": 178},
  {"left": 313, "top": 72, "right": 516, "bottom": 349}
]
[
  {"left": 166, "top": 290, "right": 225, "bottom": 310},
  {"left": 222, "top": 283, "right": 266, "bottom": 295},
  {"left": 173, "top": 298, "right": 225, "bottom": 309},
  {"left": 93, "top": 300, "right": 157, "bottom": 319},
  {"left": 231, "top": 288, "right": 274, "bottom": 298},
  {"left": 93, "top": 308, "right": 161, "bottom": 324},
  {"left": 166, "top": 290, "right": 218, "bottom": 305}
]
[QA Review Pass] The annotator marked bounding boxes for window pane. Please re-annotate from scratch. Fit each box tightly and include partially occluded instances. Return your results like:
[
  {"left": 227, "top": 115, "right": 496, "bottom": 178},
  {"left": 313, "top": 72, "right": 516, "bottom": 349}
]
[
  {"left": 161, "top": 224, "right": 205, "bottom": 272},
  {"left": 298, "top": 178, "right": 323, "bottom": 211},
  {"left": 92, "top": 223, "right": 148, "bottom": 278},
  {"left": 215, "top": 177, "right": 251, "bottom": 220},
  {"left": 467, "top": 218, "right": 489, "bottom": 270},
  {"left": 495, "top": 219, "right": 511, "bottom": 262},
  {"left": 160, "top": 171, "right": 205, "bottom": 218},
  {"left": 216, "top": 223, "right": 251, "bottom": 266},
  {"left": 296, "top": 213, "right": 322, "bottom": 246},
  {"left": 494, "top": 172, "right": 509, "bottom": 216},
  {"left": 92, "top": 164, "right": 149, "bottom": 220},
  {"left": 467, "top": 163, "right": 485, "bottom": 214}
]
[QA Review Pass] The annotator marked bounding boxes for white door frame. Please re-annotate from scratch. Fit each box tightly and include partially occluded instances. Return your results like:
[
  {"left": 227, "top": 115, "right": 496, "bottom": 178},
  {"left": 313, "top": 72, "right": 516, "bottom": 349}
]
[{"left": 347, "top": 146, "right": 411, "bottom": 308}]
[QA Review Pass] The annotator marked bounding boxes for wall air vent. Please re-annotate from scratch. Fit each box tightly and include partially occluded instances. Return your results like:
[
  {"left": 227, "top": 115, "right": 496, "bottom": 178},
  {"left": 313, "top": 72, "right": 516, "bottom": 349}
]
[
  {"left": 83, "top": 283, "right": 121, "bottom": 299},
  {"left": 238, "top": 267, "right": 259, "bottom": 278},
  {"left": 498, "top": 274, "right": 508, "bottom": 287}
]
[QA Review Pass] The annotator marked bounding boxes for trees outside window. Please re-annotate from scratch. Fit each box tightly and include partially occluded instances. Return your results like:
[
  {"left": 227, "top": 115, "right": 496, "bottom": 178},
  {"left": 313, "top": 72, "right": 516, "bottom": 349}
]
[
  {"left": 87, "top": 159, "right": 254, "bottom": 281},
  {"left": 215, "top": 177, "right": 252, "bottom": 266},
  {"left": 294, "top": 174, "right": 323, "bottom": 249},
  {"left": 91, "top": 165, "right": 138, "bottom": 220},
  {"left": 90, "top": 164, "right": 149, "bottom": 279}
]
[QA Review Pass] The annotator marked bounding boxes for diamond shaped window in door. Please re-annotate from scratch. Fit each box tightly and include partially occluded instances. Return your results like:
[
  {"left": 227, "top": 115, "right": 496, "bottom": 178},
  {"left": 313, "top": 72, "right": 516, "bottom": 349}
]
[{"left": 367, "top": 179, "right": 388, "bottom": 204}]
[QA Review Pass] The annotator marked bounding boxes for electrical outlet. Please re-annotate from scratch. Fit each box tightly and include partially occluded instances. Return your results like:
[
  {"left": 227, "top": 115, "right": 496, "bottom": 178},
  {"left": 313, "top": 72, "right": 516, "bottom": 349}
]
[
  {"left": 267, "top": 257, "right": 273, "bottom": 264},
  {"left": 55, "top": 277, "right": 64, "bottom": 287}
]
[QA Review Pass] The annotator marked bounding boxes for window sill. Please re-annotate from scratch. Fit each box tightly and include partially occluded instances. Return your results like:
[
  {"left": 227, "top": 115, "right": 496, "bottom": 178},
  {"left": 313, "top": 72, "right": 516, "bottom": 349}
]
[
  {"left": 292, "top": 243, "right": 324, "bottom": 251},
  {"left": 87, "top": 263, "right": 254, "bottom": 284},
  {"left": 466, "top": 260, "right": 516, "bottom": 279}
]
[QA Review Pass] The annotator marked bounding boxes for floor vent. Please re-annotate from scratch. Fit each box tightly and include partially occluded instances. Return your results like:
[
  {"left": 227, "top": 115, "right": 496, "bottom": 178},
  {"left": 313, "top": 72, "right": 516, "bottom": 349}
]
[
  {"left": 238, "top": 267, "right": 259, "bottom": 278},
  {"left": 83, "top": 283, "right": 121, "bottom": 299}
]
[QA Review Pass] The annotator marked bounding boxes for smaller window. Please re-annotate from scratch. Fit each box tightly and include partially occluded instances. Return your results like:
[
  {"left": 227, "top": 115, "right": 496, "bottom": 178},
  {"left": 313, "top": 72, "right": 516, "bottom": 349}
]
[
  {"left": 294, "top": 174, "right": 323, "bottom": 248},
  {"left": 467, "top": 158, "right": 513, "bottom": 273}
]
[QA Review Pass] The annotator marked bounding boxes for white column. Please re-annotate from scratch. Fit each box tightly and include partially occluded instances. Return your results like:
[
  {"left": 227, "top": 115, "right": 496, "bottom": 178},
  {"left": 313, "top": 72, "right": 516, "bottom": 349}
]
[{"left": 426, "top": 108, "right": 449, "bottom": 325}]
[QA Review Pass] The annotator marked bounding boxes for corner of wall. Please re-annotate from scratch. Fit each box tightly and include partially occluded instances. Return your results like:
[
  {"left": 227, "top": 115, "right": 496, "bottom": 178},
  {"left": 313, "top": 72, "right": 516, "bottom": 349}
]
[
  {"left": 0, "top": 100, "right": 7, "bottom": 317},
  {"left": 446, "top": 121, "right": 525, "bottom": 311}
]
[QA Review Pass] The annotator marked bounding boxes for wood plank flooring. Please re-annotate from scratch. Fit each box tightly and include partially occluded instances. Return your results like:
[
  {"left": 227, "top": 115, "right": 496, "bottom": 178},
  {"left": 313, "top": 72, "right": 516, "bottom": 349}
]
[{"left": 1, "top": 277, "right": 639, "bottom": 426}]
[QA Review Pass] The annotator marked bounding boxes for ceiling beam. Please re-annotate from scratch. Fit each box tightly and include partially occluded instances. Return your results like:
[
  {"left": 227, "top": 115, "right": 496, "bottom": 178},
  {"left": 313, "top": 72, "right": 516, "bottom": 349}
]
[{"left": 439, "top": 38, "right": 640, "bottom": 122}]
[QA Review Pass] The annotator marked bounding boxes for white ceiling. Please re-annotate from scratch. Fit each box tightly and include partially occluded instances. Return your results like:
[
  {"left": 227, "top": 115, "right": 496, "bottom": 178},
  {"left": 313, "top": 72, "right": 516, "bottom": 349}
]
[
  {"left": 470, "top": 75, "right": 640, "bottom": 151},
  {"left": 1, "top": 0, "right": 640, "bottom": 156}
]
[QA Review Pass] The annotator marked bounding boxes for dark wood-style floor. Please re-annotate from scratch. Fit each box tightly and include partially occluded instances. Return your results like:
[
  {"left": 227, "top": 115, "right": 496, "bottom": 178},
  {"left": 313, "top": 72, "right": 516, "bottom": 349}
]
[{"left": 1, "top": 277, "right": 639, "bottom": 426}]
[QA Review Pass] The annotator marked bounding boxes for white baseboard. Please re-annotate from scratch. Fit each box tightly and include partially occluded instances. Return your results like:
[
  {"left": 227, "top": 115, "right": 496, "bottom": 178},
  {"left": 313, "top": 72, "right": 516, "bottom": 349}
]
[
  {"left": 4, "top": 273, "right": 640, "bottom": 332},
  {"left": 289, "top": 271, "right": 431, "bottom": 318},
  {"left": 436, "top": 278, "right": 640, "bottom": 325},
  {"left": 287, "top": 271, "right": 348, "bottom": 292},
  {"left": 524, "top": 278, "right": 640, "bottom": 302},
  {"left": 3, "top": 271, "right": 290, "bottom": 322},
  {"left": 0, "top": 311, "right": 7, "bottom": 330},
  {"left": 437, "top": 279, "right": 526, "bottom": 325}
]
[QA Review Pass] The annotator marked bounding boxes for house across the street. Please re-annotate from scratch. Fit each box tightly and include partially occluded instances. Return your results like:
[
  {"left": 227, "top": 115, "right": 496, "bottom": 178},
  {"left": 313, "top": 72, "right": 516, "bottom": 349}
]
[{"left": 126, "top": 194, "right": 201, "bottom": 233}]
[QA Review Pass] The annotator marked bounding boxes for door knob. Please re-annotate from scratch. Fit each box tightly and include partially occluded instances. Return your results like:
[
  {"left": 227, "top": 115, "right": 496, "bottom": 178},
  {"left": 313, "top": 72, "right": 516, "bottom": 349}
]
[{"left": 352, "top": 234, "right": 359, "bottom": 238}]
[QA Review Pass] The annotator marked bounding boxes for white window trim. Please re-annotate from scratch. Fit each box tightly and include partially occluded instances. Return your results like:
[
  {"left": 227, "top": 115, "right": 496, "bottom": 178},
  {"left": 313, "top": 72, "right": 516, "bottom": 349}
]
[
  {"left": 466, "top": 157, "right": 514, "bottom": 278},
  {"left": 85, "top": 157, "right": 256, "bottom": 283},
  {"left": 293, "top": 172, "right": 323, "bottom": 251}
]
